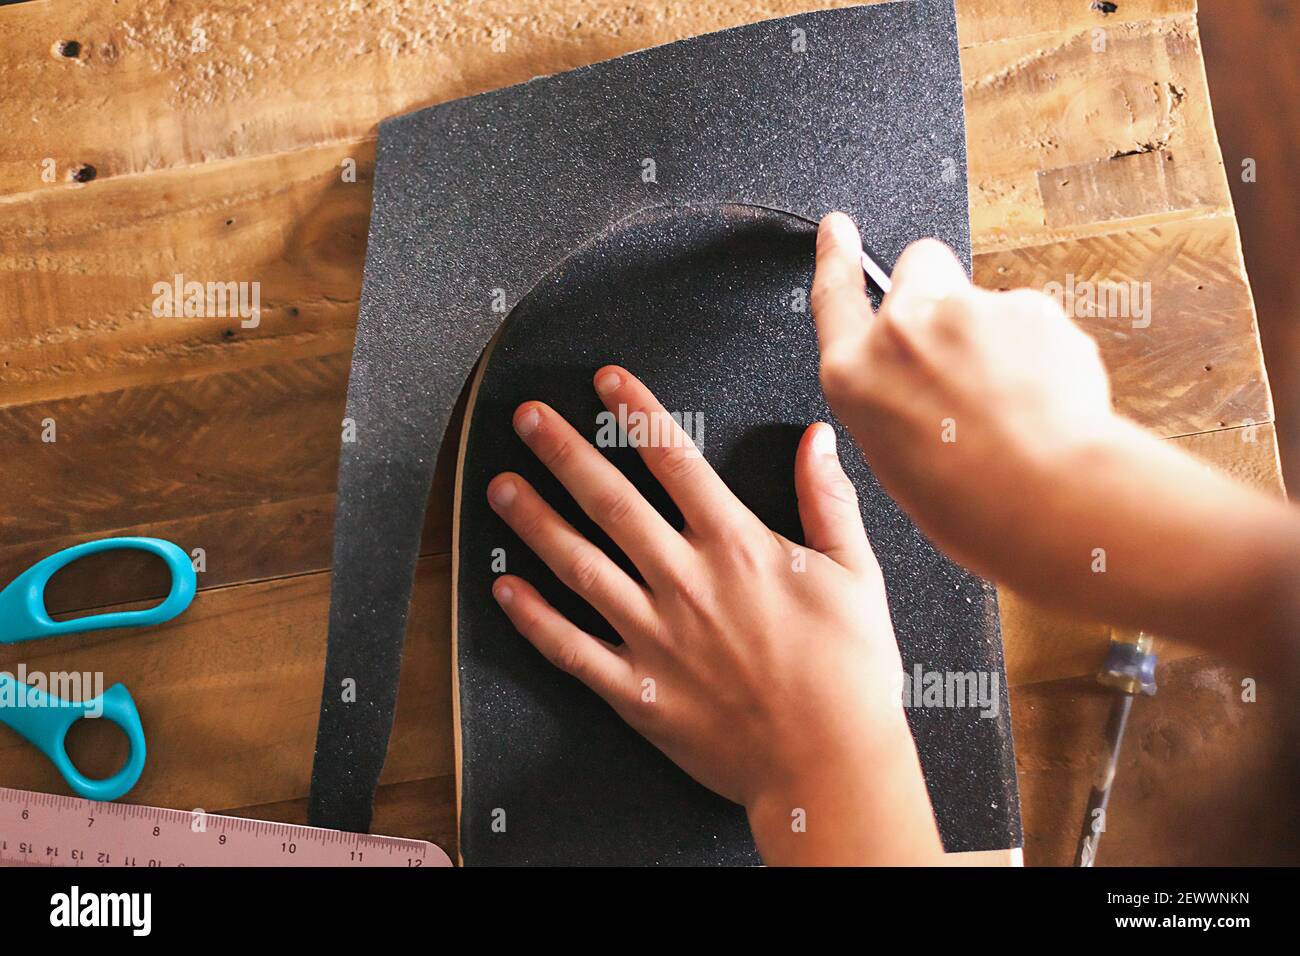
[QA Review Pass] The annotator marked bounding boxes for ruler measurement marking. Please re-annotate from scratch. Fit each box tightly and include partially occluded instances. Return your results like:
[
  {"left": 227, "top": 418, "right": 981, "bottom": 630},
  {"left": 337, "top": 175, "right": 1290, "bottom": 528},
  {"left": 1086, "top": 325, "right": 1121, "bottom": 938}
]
[{"left": 0, "top": 787, "right": 449, "bottom": 867}]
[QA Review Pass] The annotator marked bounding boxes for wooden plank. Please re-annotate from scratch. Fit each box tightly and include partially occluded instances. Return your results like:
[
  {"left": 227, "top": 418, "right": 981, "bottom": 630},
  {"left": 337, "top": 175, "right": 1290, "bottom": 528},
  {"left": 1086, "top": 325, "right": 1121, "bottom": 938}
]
[
  {"left": 1013, "top": 654, "right": 1294, "bottom": 865},
  {"left": 0, "top": 352, "right": 348, "bottom": 541},
  {"left": 957, "top": 0, "right": 1197, "bottom": 48},
  {"left": 0, "top": 556, "right": 453, "bottom": 811},
  {"left": 0, "top": 141, "right": 371, "bottom": 409},
  {"left": 0, "top": 358, "right": 462, "bottom": 613},
  {"left": 963, "top": 14, "right": 1233, "bottom": 252},
  {"left": 0, "top": 0, "right": 872, "bottom": 200},
  {"left": 15, "top": 0, "right": 1198, "bottom": 202},
  {"left": 973, "top": 215, "right": 1272, "bottom": 437}
]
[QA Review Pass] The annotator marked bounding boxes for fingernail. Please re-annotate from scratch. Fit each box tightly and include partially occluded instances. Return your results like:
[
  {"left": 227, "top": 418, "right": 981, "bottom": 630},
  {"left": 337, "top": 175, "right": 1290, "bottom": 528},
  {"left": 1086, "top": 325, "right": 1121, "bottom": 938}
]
[
  {"left": 812, "top": 424, "right": 837, "bottom": 458},
  {"left": 489, "top": 478, "right": 517, "bottom": 509},
  {"left": 494, "top": 581, "right": 514, "bottom": 606},
  {"left": 822, "top": 212, "right": 862, "bottom": 253},
  {"left": 514, "top": 406, "right": 541, "bottom": 437},
  {"left": 595, "top": 370, "right": 622, "bottom": 395}
]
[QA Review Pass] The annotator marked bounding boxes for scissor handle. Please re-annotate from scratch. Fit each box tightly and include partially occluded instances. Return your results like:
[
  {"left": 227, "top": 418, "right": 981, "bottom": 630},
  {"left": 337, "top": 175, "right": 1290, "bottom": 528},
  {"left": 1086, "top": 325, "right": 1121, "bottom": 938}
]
[
  {"left": 0, "top": 676, "right": 146, "bottom": 801},
  {"left": 0, "top": 537, "right": 196, "bottom": 645}
]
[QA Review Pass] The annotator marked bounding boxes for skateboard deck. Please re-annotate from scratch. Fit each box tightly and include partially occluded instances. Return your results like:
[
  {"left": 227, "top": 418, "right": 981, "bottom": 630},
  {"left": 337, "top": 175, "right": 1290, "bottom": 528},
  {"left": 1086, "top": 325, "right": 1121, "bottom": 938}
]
[{"left": 453, "top": 203, "right": 1021, "bottom": 864}]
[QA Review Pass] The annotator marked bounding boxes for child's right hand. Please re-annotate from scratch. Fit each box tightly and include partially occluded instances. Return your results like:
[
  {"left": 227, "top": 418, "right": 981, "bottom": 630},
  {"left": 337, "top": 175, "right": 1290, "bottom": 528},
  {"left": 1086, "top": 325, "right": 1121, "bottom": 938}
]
[
  {"left": 812, "top": 213, "right": 1117, "bottom": 586},
  {"left": 810, "top": 213, "right": 1300, "bottom": 661}
]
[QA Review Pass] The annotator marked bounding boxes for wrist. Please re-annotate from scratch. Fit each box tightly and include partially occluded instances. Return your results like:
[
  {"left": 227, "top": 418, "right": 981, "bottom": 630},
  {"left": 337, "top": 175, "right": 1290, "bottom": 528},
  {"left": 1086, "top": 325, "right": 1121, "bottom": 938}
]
[{"left": 746, "top": 710, "right": 943, "bottom": 865}]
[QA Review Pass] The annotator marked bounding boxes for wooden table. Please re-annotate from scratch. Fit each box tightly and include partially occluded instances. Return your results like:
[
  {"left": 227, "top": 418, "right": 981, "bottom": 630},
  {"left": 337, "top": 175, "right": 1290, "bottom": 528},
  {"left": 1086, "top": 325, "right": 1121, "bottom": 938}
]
[{"left": 1, "top": 0, "right": 1287, "bottom": 864}]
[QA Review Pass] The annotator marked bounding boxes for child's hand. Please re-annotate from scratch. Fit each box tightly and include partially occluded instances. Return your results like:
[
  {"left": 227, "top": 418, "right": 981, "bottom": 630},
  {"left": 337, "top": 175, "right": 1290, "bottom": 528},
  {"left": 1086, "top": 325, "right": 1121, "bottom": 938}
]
[
  {"left": 811, "top": 212, "right": 1300, "bottom": 662},
  {"left": 487, "top": 367, "right": 943, "bottom": 865},
  {"left": 813, "top": 213, "right": 1116, "bottom": 584}
]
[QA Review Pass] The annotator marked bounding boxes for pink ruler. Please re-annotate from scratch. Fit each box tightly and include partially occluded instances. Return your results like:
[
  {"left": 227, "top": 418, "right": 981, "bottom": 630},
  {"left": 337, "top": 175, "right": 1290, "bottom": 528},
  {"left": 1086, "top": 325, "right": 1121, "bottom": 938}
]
[{"left": 0, "top": 786, "right": 452, "bottom": 867}]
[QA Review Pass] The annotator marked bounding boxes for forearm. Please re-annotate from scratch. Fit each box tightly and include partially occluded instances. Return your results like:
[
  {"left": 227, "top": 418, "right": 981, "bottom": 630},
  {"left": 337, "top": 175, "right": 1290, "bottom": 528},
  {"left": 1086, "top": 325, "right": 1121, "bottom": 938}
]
[
  {"left": 746, "top": 712, "right": 945, "bottom": 866},
  {"left": 981, "top": 415, "right": 1300, "bottom": 666}
]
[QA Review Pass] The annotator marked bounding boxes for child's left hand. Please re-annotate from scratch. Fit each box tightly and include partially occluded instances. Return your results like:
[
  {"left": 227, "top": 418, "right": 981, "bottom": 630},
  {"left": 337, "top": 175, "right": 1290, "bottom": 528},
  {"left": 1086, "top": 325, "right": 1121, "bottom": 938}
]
[{"left": 486, "top": 365, "right": 943, "bottom": 865}]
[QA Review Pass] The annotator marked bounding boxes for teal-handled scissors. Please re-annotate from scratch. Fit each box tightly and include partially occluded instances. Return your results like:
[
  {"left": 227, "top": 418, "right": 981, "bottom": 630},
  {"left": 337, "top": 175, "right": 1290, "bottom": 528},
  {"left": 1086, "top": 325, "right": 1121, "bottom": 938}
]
[{"left": 0, "top": 537, "right": 196, "bottom": 801}]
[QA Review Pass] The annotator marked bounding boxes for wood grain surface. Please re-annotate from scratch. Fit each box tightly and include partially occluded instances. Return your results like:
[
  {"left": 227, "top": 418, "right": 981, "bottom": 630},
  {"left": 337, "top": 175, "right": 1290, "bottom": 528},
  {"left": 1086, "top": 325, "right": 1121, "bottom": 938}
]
[{"left": 0, "top": 0, "right": 1283, "bottom": 866}]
